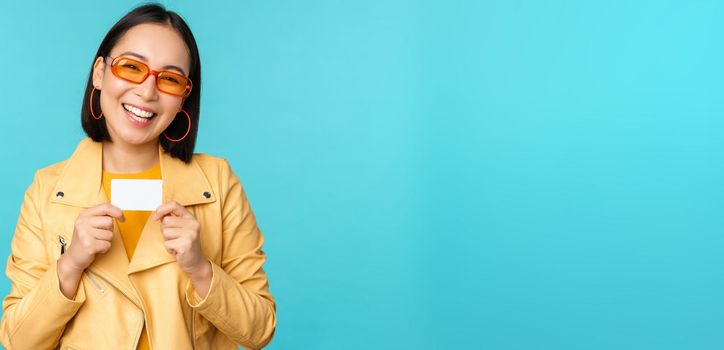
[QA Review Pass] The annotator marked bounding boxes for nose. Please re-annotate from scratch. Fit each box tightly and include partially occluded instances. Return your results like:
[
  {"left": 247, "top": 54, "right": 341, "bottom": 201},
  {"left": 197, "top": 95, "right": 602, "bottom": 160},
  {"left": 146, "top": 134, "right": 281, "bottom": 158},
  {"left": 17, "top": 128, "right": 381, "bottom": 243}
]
[{"left": 134, "top": 73, "right": 159, "bottom": 101}]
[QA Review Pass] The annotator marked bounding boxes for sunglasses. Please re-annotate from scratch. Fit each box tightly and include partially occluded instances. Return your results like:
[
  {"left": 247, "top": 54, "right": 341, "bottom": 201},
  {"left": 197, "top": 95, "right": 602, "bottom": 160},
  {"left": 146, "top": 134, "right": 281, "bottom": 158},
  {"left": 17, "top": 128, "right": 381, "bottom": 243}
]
[{"left": 106, "top": 56, "right": 193, "bottom": 97}]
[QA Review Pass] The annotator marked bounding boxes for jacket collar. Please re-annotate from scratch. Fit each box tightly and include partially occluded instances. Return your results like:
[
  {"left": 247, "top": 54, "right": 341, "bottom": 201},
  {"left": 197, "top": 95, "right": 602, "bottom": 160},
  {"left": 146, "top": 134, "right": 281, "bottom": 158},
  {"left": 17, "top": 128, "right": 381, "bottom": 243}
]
[
  {"left": 51, "top": 137, "right": 216, "bottom": 208},
  {"left": 48, "top": 138, "right": 217, "bottom": 297}
]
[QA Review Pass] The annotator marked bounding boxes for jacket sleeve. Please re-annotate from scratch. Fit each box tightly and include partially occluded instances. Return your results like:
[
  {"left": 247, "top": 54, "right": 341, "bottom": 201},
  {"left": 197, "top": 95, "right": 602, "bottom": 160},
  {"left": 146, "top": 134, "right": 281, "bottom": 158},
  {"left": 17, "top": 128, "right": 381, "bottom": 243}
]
[
  {"left": 184, "top": 160, "right": 276, "bottom": 350},
  {"left": 1, "top": 171, "right": 87, "bottom": 350}
]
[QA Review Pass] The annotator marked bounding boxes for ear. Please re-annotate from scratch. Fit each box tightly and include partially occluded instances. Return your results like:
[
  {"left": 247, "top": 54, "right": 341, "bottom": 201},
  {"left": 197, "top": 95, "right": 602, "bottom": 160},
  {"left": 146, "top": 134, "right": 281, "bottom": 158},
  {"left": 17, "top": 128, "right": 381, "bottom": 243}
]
[{"left": 92, "top": 56, "right": 106, "bottom": 89}]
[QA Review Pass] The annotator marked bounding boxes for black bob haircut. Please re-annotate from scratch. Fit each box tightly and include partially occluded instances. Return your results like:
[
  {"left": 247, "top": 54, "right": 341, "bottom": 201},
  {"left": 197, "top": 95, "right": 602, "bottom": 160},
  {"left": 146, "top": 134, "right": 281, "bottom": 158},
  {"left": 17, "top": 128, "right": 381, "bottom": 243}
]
[{"left": 81, "top": 3, "right": 201, "bottom": 163}]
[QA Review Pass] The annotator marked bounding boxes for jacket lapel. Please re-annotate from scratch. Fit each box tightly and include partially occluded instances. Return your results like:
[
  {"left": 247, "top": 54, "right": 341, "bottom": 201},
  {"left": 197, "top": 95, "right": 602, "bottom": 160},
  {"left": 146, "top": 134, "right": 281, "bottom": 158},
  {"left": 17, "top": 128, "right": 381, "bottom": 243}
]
[{"left": 49, "top": 138, "right": 217, "bottom": 296}]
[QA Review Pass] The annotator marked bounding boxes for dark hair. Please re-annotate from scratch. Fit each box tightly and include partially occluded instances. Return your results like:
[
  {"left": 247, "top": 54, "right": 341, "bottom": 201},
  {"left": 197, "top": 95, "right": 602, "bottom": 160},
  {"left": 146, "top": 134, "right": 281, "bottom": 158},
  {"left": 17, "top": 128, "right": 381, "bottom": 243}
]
[{"left": 81, "top": 3, "right": 201, "bottom": 163}]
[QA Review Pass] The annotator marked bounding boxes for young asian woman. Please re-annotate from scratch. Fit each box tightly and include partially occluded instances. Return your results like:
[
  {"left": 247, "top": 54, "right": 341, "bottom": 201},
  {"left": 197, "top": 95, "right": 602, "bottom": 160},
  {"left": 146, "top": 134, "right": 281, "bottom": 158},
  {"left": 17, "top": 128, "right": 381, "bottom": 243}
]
[{"left": 0, "top": 4, "right": 276, "bottom": 350}]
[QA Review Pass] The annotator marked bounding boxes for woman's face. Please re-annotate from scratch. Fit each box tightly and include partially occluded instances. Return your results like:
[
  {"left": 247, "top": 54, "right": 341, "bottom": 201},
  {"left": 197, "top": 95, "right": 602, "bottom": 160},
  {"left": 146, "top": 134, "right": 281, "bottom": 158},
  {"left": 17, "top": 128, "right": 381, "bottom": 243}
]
[{"left": 92, "top": 23, "right": 191, "bottom": 147}]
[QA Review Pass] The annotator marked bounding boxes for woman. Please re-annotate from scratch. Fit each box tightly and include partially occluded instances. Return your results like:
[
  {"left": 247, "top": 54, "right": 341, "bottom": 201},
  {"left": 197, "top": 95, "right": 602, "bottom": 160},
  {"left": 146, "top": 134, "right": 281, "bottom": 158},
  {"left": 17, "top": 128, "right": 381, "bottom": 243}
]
[{"left": 0, "top": 4, "right": 276, "bottom": 349}]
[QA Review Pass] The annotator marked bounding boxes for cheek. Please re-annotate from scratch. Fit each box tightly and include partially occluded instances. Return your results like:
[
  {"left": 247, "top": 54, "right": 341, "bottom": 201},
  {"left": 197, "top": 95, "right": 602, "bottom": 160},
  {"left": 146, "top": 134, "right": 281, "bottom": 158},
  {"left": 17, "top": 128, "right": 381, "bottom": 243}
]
[
  {"left": 99, "top": 80, "right": 131, "bottom": 107},
  {"left": 157, "top": 98, "right": 184, "bottom": 122}
]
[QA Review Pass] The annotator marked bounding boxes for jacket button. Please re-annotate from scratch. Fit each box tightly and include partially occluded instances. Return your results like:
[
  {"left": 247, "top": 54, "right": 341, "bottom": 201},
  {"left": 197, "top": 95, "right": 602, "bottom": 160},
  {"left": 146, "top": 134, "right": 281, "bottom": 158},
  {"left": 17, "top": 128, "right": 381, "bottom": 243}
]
[
  {"left": 56, "top": 191, "right": 64, "bottom": 199},
  {"left": 203, "top": 191, "right": 211, "bottom": 199}
]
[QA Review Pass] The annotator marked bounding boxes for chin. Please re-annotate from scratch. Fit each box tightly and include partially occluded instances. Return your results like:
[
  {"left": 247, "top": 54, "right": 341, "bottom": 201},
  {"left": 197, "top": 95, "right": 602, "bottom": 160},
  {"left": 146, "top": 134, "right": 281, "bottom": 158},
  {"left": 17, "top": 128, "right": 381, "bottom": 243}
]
[{"left": 113, "top": 130, "right": 158, "bottom": 145}]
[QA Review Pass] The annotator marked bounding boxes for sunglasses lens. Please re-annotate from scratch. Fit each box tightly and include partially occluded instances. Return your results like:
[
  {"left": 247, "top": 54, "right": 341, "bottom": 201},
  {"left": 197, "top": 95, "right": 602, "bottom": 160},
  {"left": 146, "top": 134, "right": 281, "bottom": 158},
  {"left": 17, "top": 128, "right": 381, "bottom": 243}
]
[
  {"left": 112, "top": 58, "right": 148, "bottom": 83},
  {"left": 157, "top": 72, "right": 191, "bottom": 96}
]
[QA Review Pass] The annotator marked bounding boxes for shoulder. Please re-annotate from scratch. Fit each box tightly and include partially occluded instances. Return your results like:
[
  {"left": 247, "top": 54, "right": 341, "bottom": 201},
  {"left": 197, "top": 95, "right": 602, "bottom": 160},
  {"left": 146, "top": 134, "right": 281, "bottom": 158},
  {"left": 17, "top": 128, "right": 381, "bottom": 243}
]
[
  {"left": 191, "top": 154, "right": 247, "bottom": 206},
  {"left": 192, "top": 153, "right": 234, "bottom": 175},
  {"left": 31, "top": 137, "right": 92, "bottom": 188},
  {"left": 32, "top": 159, "right": 69, "bottom": 188},
  {"left": 191, "top": 153, "right": 241, "bottom": 190},
  {"left": 16, "top": 159, "right": 70, "bottom": 207}
]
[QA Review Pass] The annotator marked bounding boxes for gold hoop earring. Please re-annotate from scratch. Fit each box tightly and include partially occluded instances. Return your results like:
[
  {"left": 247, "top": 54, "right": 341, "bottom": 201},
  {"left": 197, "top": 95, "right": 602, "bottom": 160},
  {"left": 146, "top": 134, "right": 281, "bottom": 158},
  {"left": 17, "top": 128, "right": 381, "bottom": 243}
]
[
  {"left": 90, "top": 87, "right": 103, "bottom": 120},
  {"left": 163, "top": 109, "right": 192, "bottom": 142}
]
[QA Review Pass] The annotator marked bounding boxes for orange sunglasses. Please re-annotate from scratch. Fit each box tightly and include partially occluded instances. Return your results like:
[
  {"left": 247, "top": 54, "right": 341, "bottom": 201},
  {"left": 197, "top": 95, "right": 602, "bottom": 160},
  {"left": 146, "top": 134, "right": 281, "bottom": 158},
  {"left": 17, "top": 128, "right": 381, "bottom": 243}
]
[{"left": 106, "top": 56, "right": 193, "bottom": 97}]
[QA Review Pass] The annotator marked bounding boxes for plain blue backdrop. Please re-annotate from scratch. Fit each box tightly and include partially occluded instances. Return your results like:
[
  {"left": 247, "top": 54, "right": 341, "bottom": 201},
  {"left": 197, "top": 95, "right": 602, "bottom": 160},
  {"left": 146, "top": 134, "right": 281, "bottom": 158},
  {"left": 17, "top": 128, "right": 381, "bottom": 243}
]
[{"left": 2, "top": 1, "right": 724, "bottom": 349}]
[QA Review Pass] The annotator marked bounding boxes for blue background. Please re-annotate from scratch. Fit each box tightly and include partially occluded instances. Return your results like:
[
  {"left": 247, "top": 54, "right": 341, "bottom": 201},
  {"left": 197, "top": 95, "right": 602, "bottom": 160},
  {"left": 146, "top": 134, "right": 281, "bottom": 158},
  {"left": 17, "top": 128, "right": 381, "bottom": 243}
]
[{"left": 1, "top": 1, "right": 723, "bottom": 349}]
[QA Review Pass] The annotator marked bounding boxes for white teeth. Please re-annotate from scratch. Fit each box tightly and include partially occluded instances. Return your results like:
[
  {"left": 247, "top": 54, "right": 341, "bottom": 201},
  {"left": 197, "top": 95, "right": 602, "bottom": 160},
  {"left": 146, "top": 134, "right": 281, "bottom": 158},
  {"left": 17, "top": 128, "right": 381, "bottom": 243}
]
[{"left": 123, "top": 104, "right": 155, "bottom": 118}]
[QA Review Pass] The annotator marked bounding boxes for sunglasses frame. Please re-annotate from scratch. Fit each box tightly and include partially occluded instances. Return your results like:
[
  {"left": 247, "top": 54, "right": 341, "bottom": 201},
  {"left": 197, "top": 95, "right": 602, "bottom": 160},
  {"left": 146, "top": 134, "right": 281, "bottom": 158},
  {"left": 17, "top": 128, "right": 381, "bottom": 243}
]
[{"left": 105, "top": 56, "right": 193, "bottom": 97}]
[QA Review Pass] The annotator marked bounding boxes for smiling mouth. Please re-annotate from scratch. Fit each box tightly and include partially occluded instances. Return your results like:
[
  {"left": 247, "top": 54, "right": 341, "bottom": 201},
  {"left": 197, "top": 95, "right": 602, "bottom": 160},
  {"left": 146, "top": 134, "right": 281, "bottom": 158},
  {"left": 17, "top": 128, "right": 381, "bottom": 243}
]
[{"left": 122, "top": 103, "right": 157, "bottom": 122}]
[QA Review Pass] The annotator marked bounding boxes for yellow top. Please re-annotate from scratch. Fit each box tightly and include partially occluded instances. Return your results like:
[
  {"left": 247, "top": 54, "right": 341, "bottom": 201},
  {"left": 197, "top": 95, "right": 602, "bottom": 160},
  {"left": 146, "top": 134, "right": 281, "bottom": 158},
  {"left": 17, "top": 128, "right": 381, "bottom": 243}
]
[{"left": 101, "top": 163, "right": 161, "bottom": 350}]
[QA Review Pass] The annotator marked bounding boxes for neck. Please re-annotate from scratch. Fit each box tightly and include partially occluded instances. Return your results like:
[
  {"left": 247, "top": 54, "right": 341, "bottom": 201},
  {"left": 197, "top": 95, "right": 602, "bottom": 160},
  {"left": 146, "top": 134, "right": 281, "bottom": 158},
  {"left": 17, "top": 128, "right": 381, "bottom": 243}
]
[{"left": 102, "top": 139, "right": 159, "bottom": 174}]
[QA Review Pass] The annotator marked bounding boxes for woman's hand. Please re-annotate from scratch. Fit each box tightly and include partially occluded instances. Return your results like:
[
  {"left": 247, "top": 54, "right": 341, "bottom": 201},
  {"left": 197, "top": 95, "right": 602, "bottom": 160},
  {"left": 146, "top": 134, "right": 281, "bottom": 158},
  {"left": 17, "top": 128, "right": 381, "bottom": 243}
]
[
  {"left": 153, "top": 201, "right": 212, "bottom": 297},
  {"left": 65, "top": 203, "right": 125, "bottom": 271},
  {"left": 58, "top": 203, "right": 125, "bottom": 299}
]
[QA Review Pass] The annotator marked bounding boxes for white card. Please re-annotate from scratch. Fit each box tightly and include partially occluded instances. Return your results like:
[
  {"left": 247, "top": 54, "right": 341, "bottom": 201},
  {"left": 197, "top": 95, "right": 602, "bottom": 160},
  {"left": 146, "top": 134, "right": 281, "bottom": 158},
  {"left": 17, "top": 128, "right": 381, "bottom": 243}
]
[{"left": 110, "top": 179, "right": 163, "bottom": 211}]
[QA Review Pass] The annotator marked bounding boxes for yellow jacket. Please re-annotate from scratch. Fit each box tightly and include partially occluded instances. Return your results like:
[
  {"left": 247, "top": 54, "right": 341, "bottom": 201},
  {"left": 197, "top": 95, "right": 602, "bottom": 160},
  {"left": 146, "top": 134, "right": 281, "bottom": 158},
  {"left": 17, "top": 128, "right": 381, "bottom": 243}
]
[{"left": 1, "top": 138, "right": 276, "bottom": 349}]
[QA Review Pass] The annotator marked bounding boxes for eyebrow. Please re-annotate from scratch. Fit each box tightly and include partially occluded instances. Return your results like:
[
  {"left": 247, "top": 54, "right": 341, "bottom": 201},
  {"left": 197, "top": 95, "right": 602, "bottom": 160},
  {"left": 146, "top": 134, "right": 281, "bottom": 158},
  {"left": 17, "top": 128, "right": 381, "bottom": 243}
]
[{"left": 116, "top": 51, "right": 188, "bottom": 76}]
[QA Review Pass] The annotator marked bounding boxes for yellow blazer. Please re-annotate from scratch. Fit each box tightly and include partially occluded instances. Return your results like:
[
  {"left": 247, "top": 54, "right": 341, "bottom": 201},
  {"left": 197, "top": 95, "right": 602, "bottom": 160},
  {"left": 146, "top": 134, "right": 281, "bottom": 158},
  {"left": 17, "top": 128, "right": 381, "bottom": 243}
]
[{"left": 1, "top": 138, "right": 276, "bottom": 349}]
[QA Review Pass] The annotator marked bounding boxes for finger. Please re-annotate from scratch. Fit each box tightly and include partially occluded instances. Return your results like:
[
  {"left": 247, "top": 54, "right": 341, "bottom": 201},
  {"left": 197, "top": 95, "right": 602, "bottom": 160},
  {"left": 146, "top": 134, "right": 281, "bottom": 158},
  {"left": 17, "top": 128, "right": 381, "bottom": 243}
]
[
  {"left": 91, "top": 228, "right": 113, "bottom": 242},
  {"left": 87, "top": 216, "right": 114, "bottom": 231},
  {"left": 164, "top": 240, "right": 179, "bottom": 256},
  {"left": 164, "top": 238, "right": 191, "bottom": 255},
  {"left": 161, "top": 216, "right": 186, "bottom": 228},
  {"left": 83, "top": 203, "right": 121, "bottom": 217},
  {"left": 161, "top": 227, "right": 184, "bottom": 240},
  {"left": 154, "top": 201, "right": 190, "bottom": 220},
  {"left": 153, "top": 201, "right": 190, "bottom": 220},
  {"left": 83, "top": 203, "right": 126, "bottom": 222}
]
